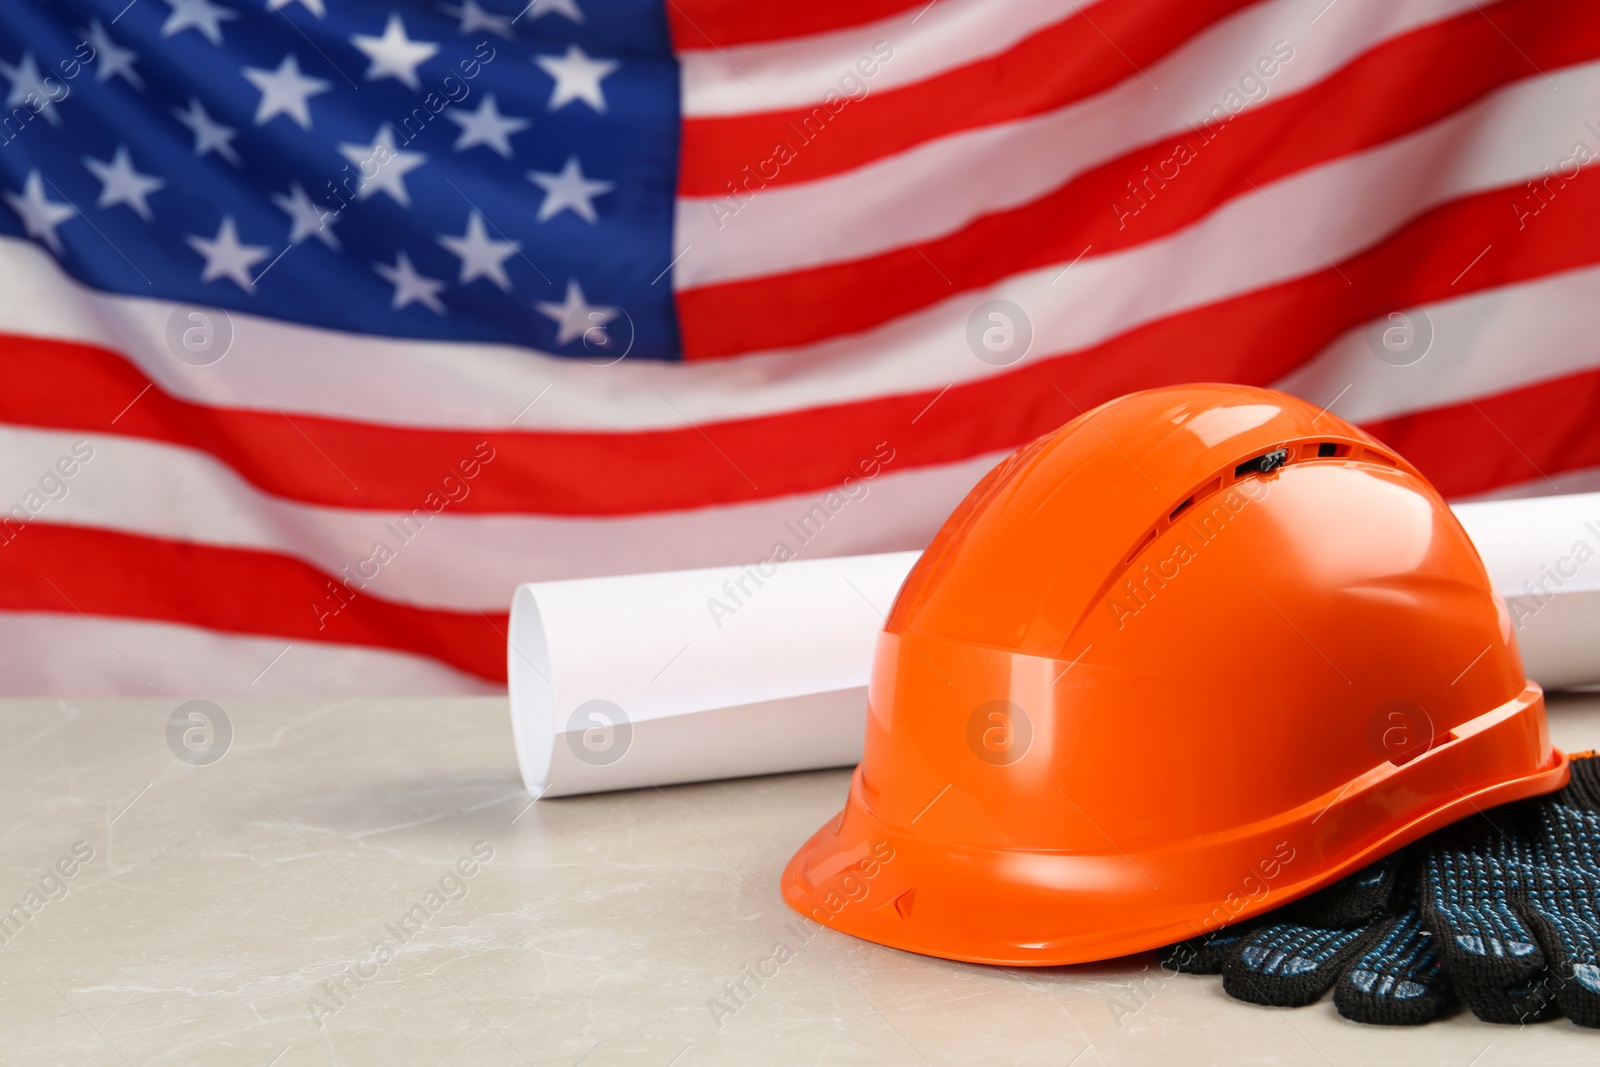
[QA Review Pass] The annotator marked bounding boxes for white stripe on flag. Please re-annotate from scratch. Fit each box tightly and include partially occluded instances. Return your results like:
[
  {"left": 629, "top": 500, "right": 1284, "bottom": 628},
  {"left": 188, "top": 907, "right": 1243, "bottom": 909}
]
[
  {"left": 680, "top": 0, "right": 1075, "bottom": 116},
  {"left": 1273, "top": 264, "right": 1600, "bottom": 426},
  {"left": 0, "top": 612, "right": 495, "bottom": 696},
  {"left": 0, "top": 425, "right": 1001, "bottom": 601}
]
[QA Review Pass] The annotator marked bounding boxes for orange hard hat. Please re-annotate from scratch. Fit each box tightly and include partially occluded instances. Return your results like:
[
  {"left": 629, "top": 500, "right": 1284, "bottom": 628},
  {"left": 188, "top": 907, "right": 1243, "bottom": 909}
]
[{"left": 783, "top": 383, "right": 1568, "bottom": 966}]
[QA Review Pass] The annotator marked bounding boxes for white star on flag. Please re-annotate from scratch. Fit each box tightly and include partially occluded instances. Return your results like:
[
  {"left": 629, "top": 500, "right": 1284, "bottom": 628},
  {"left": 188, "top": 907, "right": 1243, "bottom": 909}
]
[
  {"left": 353, "top": 15, "right": 439, "bottom": 91},
  {"left": 375, "top": 252, "right": 447, "bottom": 313},
  {"left": 522, "top": 0, "right": 584, "bottom": 22},
  {"left": 267, "top": 0, "right": 326, "bottom": 16},
  {"left": 339, "top": 127, "right": 428, "bottom": 207},
  {"left": 83, "top": 21, "right": 142, "bottom": 88},
  {"left": 4, "top": 170, "right": 77, "bottom": 255},
  {"left": 1, "top": 54, "right": 65, "bottom": 127},
  {"left": 528, "top": 156, "right": 613, "bottom": 224},
  {"left": 173, "top": 97, "right": 240, "bottom": 164},
  {"left": 439, "top": 212, "right": 520, "bottom": 290},
  {"left": 186, "top": 216, "right": 271, "bottom": 292},
  {"left": 83, "top": 146, "right": 166, "bottom": 222},
  {"left": 244, "top": 54, "right": 331, "bottom": 129},
  {"left": 442, "top": 1, "right": 515, "bottom": 39},
  {"left": 536, "top": 279, "right": 617, "bottom": 345},
  {"left": 534, "top": 45, "right": 618, "bottom": 112},
  {"left": 161, "top": 0, "right": 238, "bottom": 46},
  {"left": 272, "top": 183, "right": 340, "bottom": 248},
  {"left": 446, "top": 94, "right": 529, "bottom": 157}
]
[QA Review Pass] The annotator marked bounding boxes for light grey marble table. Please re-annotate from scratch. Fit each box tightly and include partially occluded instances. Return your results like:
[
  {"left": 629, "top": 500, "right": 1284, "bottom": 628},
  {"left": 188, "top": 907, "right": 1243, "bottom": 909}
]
[{"left": 2, "top": 694, "right": 1598, "bottom": 1066}]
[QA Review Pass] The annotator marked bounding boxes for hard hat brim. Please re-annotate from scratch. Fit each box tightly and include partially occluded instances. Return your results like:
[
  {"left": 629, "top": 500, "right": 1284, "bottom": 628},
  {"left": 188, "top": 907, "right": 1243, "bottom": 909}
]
[{"left": 782, "top": 683, "right": 1567, "bottom": 967}]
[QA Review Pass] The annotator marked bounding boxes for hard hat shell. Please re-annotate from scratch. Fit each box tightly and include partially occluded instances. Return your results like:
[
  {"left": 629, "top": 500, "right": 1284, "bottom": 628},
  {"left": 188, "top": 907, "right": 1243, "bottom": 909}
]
[{"left": 782, "top": 384, "right": 1567, "bottom": 966}]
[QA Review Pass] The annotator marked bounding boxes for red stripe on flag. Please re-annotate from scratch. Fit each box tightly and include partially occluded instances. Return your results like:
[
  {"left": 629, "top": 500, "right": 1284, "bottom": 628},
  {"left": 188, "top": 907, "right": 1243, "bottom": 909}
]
[
  {"left": 667, "top": 0, "right": 924, "bottom": 51},
  {"left": 0, "top": 523, "right": 507, "bottom": 682},
  {"left": 678, "top": 0, "right": 1600, "bottom": 358},
  {"left": 1365, "top": 368, "right": 1600, "bottom": 499},
  {"left": 679, "top": 0, "right": 1258, "bottom": 196}
]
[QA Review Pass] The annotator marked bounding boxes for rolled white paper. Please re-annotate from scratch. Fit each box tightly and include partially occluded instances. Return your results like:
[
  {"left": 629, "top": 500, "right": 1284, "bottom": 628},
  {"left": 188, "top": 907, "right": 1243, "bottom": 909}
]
[
  {"left": 508, "top": 552, "right": 919, "bottom": 798},
  {"left": 509, "top": 493, "right": 1600, "bottom": 798},
  {"left": 1453, "top": 491, "right": 1600, "bottom": 692}
]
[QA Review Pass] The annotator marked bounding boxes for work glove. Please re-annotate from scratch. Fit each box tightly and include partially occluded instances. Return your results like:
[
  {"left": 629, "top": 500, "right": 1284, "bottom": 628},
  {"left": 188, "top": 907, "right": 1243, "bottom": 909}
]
[
  {"left": 1421, "top": 751, "right": 1600, "bottom": 1027},
  {"left": 1160, "top": 753, "right": 1600, "bottom": 1028},
  {"left": 1159, "top": 848, "right": 1452, "bottom": 1025}
]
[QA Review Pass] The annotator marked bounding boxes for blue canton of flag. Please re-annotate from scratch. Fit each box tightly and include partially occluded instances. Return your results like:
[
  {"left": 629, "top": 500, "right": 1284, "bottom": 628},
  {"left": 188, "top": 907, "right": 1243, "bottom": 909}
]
[{"left": 1, "top": 0, "right": 683, "bottom": 359}]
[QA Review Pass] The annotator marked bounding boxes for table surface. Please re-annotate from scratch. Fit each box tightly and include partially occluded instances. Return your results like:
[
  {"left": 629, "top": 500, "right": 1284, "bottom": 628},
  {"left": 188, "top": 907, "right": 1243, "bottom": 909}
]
[{"left": 2, "top": 693, "right": 1598, "bottom": 1066}]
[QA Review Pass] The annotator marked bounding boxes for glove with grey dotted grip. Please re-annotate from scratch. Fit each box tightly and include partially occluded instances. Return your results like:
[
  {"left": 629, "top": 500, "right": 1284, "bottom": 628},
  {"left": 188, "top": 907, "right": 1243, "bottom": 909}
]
[
  {"left": 1161, "top": 848, "right": 1451, "bottom": 1025},
  {"left": 1162, "top": 754, "right": 1600, "bottom": 1028},
  {"left": 1421, "top": 752, "right": 1600, "bottom": 1027}
]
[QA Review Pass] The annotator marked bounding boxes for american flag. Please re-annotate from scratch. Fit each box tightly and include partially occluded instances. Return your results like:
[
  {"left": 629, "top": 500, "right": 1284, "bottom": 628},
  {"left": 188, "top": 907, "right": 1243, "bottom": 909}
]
[{"left": 2, "top": 0, "right": 1596, "bottom": 695}]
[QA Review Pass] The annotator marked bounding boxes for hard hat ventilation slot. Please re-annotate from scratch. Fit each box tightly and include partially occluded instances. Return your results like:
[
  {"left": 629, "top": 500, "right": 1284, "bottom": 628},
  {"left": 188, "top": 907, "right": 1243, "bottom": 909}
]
[
  {"left": 1169, "top": 477, "right": 1222, "bottom": 523},
  {"left": 1235, "top": 448, "right": 1290, "bottom": 478},
  {"left": 1125, "top": 529, "right": 1157, "bottom": 565},
  {"left": 1299, "top": 441, "right": 1353, "bottom": 460}
]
